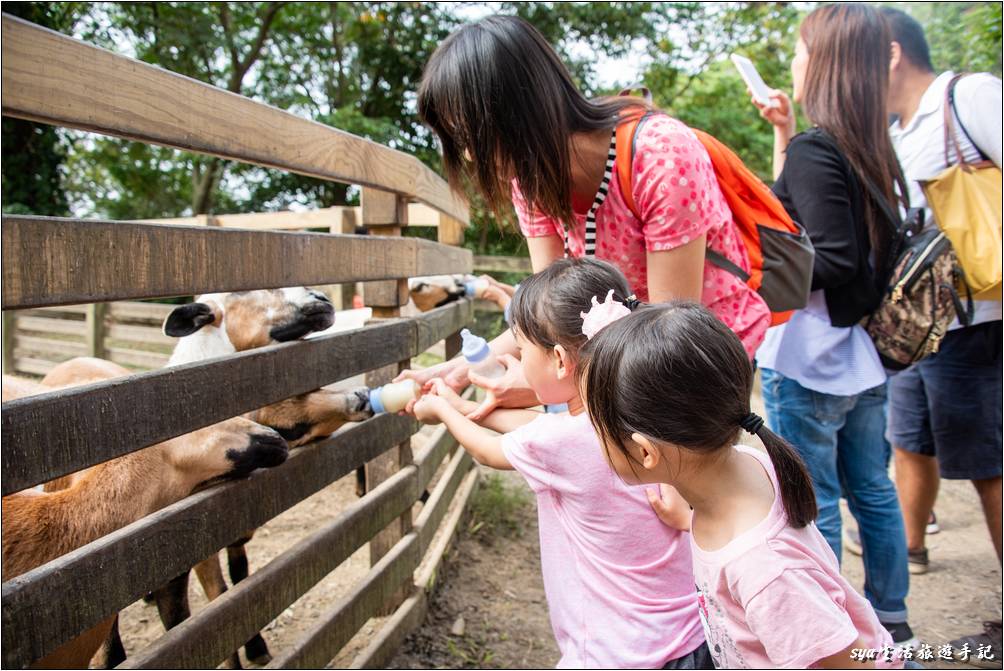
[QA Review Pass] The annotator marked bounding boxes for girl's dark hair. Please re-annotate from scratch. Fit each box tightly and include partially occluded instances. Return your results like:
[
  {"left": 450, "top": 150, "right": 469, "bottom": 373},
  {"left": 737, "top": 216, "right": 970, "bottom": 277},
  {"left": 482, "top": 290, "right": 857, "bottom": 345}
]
[
  {"left": 417, "top": 15, "right": 647, "bottom": 227},
  {"left": 799, "top": 4, "right": 909, "bottom": 273},
  {"left": 579, "top": 302, "right": 818, "bottom": 528},
  {"left": 508, "top": 257, "right": 633, "bottom": 357}
]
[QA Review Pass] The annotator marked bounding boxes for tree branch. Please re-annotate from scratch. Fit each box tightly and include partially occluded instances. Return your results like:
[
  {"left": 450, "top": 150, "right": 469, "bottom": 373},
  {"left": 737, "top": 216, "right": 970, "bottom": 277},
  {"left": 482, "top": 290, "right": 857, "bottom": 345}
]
[
  {"left": 217, "top": 3, "right": 240, "bottom": 71},
  {"left": 230, "top": 1, "right": 286, "bottom": 92}
]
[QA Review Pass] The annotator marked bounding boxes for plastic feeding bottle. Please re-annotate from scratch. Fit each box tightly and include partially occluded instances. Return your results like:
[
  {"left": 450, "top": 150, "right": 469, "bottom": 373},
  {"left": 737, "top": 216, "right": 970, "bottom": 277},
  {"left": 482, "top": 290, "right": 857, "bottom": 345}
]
[
  {"left": 464, "top": 277, "right": 490, "bottom": 299},
  {"left": 368, "top": 379, "right": 421, "bottom": 414},
  {"left": 461, "top": 328, "right": 506, "bottom": 379}
]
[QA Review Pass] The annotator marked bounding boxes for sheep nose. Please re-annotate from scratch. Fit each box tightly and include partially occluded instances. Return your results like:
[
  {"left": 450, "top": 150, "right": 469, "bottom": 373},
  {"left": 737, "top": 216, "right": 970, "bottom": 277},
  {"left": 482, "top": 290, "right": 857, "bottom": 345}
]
[
  {"left": 249, "top": 432, "right": 289, "bottom": 468},
  {"left": 352, "top": 388, "right": 373, "bottom": 414}
]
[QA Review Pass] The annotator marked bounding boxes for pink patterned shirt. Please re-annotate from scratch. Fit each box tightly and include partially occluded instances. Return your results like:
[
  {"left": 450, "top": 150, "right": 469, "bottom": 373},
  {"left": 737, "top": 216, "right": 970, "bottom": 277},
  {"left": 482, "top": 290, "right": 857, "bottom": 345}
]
[{"left": 513, "top": 115, "right": 770, "bottom": 357}]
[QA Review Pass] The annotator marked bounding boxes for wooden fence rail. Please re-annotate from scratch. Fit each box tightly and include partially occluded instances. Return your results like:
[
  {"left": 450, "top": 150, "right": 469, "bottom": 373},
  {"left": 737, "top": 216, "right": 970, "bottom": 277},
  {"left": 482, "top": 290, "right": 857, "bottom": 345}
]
[
  {"left": 0, "top": 16, "right": 468, "bottom": 224},
  {"left": 1, "top": 216, "right": 469, "bottom": 310},
  {"left": 1, "top": 11, "right": 481, "bottom": 669}
]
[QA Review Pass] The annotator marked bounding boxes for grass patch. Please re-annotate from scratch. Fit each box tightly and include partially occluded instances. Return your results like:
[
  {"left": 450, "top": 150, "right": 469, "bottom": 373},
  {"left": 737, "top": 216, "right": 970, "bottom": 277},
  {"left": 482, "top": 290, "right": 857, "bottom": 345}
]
[{"left": 467, "top": 472, "right": 532, "bottom": 542}]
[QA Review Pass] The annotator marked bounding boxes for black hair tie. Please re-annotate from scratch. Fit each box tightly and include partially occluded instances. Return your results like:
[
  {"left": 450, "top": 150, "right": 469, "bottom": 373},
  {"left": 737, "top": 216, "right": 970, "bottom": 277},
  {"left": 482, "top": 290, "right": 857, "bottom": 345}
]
[
  {"left": 740, "top": 412, "right": 765, "bottom": 434},
  {"left": 622, "top": 294, "right": 642, "bottom": 311}
]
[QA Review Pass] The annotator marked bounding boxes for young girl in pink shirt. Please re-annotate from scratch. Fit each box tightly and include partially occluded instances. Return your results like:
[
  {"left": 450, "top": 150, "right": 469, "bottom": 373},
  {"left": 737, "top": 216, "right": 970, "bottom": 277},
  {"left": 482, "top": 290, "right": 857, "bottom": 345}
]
[
  {"left": 579, "top": 301, "right": 904, "bottom": 669},
  {"left": 409, "top": 258, "right": 708, "bottom": 669}
]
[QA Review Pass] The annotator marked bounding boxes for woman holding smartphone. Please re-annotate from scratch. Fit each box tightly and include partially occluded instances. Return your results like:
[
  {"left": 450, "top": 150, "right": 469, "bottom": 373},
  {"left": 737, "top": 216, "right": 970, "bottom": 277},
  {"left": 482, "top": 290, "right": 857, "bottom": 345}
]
[
  {"left": 397, "top": 14, "right": 770, "bottom": 415},
  {"left": 751, "top": 3, "right": 916, "bottom": 647}
]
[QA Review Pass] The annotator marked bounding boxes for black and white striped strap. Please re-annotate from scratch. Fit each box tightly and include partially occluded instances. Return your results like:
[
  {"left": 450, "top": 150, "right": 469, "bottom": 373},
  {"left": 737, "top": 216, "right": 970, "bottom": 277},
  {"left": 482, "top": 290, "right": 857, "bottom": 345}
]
[{"left": 565, "top": 129, "right": 618, "bottom": 257}]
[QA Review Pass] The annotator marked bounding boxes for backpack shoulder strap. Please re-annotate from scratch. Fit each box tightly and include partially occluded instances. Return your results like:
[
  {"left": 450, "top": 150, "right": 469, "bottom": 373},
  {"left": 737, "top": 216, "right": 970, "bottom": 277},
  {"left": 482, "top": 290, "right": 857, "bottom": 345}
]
[
  {"left": 615, "top": 110, "right": 651, "bottom": 221},
  {"left": 946, "top": 74, "right": 992, "bottom": 164}
]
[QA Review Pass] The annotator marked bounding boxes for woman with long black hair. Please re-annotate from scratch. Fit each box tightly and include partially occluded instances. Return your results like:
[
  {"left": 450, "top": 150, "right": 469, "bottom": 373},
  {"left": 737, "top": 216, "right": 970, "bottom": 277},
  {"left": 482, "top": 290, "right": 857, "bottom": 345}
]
[
  {"left": 398, "top": 15, "right": 770, "bottom": 415},
  {"left": 753, "top": 3, "right": 916, "bottom": 647}
]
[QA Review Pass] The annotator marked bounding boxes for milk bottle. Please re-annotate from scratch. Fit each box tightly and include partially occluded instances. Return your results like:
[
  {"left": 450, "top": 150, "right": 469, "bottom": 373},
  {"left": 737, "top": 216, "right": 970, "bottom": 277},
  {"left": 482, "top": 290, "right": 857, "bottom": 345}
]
[
  {"left": 461, "top": 328, "right": 506, "bottom": 379},
  {"left": 367, "top": 379, "right": 421, "bottom": 414}
]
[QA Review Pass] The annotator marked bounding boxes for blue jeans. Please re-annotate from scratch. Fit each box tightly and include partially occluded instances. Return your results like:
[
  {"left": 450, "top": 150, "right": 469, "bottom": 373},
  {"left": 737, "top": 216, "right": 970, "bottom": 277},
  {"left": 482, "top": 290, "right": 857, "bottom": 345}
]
[{"left": 760, "top": 368, "right": 910, "bottom": 624}]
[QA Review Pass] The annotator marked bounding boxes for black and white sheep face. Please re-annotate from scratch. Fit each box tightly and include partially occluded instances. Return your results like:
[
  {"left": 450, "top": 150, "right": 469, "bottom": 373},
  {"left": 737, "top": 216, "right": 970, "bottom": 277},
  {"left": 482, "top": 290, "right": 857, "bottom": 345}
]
[
  {"left": 163, "top": 287, "right": 335, "bottom": 354},
  {"left": 408, "top": 275, "right": 467, "bottom": 312}
]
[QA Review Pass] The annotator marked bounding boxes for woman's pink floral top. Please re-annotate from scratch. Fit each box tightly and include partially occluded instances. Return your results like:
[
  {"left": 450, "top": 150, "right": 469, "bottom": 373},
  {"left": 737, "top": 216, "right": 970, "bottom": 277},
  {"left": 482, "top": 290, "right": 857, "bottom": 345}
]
[{"left": 513, "top": 115, "right": 770, "bottom": 358}]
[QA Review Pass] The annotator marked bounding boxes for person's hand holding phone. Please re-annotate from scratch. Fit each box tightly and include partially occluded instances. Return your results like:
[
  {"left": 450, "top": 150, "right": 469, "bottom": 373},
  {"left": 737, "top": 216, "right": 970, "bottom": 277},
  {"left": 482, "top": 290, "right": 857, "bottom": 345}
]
[{"left": 752, "top": 88, "right": 796, "bottom": 136}]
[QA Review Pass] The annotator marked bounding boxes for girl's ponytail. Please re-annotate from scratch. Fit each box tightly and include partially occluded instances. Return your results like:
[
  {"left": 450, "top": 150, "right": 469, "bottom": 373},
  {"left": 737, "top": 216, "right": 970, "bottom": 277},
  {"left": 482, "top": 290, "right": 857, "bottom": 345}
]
[{"left": 744, "top": 416, "right": 818, "bottom": 528}]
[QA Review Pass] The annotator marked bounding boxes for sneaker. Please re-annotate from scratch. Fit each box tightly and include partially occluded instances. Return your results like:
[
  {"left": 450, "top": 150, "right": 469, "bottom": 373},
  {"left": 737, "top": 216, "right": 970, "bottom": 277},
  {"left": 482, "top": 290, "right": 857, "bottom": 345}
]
[
  {"left": 950, "top": 621, "right": 1003, "bottom": 669},
  {"left": 926, "top": 511, "right": 940, "bottom": 535},
  {"left": 907, "top": 547, "right": 929, "bottom": 575},
  {"left": 844, "top": 528, "right": 863, "bottom": 557},
  {"left": 883, "top": 621, "right": 920, "bottom": 650}
]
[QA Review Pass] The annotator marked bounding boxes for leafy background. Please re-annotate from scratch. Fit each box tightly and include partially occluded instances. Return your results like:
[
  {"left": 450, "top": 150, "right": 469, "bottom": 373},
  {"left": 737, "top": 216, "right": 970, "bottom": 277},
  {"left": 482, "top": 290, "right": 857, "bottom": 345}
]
[{"left": 3, "top": 1, "right": 1001, "bottom": 258}]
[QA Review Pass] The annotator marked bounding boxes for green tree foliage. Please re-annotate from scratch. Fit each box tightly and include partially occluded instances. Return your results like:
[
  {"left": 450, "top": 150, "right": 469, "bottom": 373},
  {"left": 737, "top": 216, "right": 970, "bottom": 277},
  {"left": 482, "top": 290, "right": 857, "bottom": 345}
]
[
  {"left": 0, "top": 2, "right": 85, "bottom": 216},
  {"left": 3, "top": 2, "right": 1000, "bottom": 253},
  {"left": 891, "top": 2, "right": 1002, "bottom": 76}
]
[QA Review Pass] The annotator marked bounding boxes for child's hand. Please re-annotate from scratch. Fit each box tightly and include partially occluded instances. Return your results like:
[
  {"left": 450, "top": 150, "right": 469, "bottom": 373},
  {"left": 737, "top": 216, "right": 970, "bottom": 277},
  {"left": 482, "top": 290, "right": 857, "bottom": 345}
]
[
  {"left": 427, "top": 378, "right": 478, "bottom": 414},
  {"left": 467, "top": 354, "right": 539, "bottom": 420},
  {"left": 479, "top": 274, "right": 516, "bottom": 297},
  {"left": 411, "top": 394, "right": 448, "bottom": 425},
  {"left": 480, "top": 285, "right": 512, "bottom": 311},
  {"left": 647, "top": 484, "right": 693, "bottom": 532}
]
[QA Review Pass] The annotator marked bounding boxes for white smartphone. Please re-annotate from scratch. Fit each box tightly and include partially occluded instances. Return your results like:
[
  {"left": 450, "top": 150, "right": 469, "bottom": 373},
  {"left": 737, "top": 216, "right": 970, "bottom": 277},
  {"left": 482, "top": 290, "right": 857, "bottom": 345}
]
[{"left": 731, "top": 54, "right": 778, "bottom": 109}]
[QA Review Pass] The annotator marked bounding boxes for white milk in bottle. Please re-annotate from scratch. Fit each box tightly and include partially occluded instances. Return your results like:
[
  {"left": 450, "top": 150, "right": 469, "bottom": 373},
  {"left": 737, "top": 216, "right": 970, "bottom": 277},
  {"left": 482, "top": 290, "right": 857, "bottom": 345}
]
[{"left": 367, "top": 379, "right": 421, "bottom": 414}]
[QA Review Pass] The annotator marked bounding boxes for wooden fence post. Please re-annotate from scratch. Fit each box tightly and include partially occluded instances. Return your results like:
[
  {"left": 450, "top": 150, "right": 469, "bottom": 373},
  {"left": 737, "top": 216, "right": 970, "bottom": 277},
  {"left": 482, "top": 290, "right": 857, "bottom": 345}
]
[
  {"left": 2, "top": 311, "right": 16, "bottom": 374},
  {"left": 330, "top": 208, "right": 358, "bottom": 311},
  {"left": 85, "top": 303, "right": 107, "bottom": 359},
  {"left": 361, "top": 187, "right": 413, "bottom": 615},
  {"left": 438, "top": 214, "right": 466, "bottom": 360}
]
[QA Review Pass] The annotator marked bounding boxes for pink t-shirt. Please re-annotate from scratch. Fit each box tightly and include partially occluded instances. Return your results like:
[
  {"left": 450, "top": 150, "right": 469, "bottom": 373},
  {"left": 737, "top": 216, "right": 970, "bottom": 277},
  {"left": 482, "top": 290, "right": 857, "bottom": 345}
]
[
  {"left": 501, "top": 411, "right": 704, "bottom": 668},
  {"left": 512, "top": 115, "right": 770, "bottom": 358},
  {"left": 691, "top": 445, "right": 902, "bottom": 669}
]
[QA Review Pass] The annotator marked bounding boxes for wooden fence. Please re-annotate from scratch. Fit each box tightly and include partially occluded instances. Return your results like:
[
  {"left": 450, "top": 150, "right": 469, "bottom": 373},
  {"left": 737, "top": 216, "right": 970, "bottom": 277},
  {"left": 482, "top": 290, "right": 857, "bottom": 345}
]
[
  {"left": 2, "top": 14, "right": 477, "bottom": 670},
  {"left": 1, "top": 209, "right": 532, "bottom": 378}
]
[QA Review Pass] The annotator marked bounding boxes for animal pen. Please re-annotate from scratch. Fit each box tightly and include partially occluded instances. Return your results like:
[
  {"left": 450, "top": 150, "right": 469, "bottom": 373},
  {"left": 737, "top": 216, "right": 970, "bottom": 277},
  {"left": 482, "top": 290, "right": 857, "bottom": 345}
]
[{"left": 1, "top": 14, "right": 480, "bottom": 669}]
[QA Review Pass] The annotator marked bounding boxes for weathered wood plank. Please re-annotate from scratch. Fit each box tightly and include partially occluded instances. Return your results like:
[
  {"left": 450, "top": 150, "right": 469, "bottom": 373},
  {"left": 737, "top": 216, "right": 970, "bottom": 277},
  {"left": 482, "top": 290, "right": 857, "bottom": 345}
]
[
  {"left": 13, "top": 336, "right": 88, "bottom": 358},
  {"left": 267, "top": 532, "right": 421, "bottom": 669},
  {"left": 132, "top": 206, "right": 359, "bottom": 232},
  {"left": 105, "top": 323, "right": 174, "bottom": 347},
  {"left": 1, "top": 216, "right": 467, "bottom": 310},
  {"left": 350, "top": 467, "right": 479, "bottom": 670},
  {"left": 15, "top": 315, "right": 83, "bottom": 336},
  {"left": 2, "top": 312, "right": 16, "bottom": 373},
  {"left": 472, "top": 254, "right": 533, "bottom": 273},
  {"left": 104, "top": 347, "right": 170, "bottom": 370},
  {"left": 121, "top": 464, "right": 420, "bottom": 669},
  {"left": 106, "top": 302, "right": 174, "bottom": 323},
  {"left": 414, "top": 301, "right": 471, "bottom": 353},
  {"left": 11, "top": 357, "right": 55, "bottom": 377},
  {"left": 85, "top": 303, "right": 106, "bottom": 359},
  {"left": 2, "top": 302, "right": 470, "bottom": 495},
  {"left": 0, "top": 15, "right": 468, "bottom": 224},
  {"left": 416, "top": 448, "right": 473, "bottom": 556},
  {"left": 0, "top": 413, "right": 416, "bottom": 670}
]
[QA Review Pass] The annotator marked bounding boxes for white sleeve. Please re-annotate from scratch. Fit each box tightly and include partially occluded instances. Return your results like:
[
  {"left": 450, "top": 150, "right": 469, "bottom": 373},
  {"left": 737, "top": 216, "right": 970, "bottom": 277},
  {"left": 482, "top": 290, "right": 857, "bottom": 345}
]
[{"left": 955, "top": 74, "right": 1003, "bottom": 168}]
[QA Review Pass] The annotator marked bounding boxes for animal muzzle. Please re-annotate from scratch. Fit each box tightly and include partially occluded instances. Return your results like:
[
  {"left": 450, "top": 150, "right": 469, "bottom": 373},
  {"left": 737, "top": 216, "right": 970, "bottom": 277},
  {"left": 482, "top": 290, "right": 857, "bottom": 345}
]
[
  {"left": 269, "top": 301, "right": 335, "bottom": 341},
  {"left": 225, "top": 431, "right": 289, "bottom": 478},
  {"left": 350, "top": 387, "right": 374, "bottom": 417}
]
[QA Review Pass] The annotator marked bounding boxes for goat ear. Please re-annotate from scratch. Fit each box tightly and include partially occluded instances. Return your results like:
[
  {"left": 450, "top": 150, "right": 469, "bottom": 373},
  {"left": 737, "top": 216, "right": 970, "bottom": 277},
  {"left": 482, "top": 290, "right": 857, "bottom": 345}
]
[{"left": 164, "top": 302, "right": 220, "bottom": 337}]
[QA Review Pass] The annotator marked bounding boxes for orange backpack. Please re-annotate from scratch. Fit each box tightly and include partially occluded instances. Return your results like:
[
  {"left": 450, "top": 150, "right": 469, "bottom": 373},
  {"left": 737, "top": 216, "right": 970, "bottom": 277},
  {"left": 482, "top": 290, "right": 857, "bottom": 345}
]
[{"left": 615, "top": 105, "right": 814, "bottom": 326}]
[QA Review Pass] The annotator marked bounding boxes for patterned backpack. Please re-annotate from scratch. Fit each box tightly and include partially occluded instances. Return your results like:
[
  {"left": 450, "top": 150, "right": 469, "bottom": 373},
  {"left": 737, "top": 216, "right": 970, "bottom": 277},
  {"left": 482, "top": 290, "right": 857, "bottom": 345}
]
[{"left": 859, "top": 176, "right": 973, "bottom": 370}]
